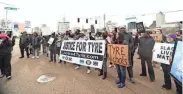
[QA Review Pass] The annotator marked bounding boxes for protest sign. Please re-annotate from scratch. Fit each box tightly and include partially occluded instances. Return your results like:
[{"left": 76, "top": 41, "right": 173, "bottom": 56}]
[
  {"left": 48, "top": 38, "right": 54, "bottom": 45},
  {"left": 60, "top": 40, "right": 106, "bottom": 69},
  {"left": 150, "top": 34, "right": 162, "bottom": 42},
  {"left": 170, "top": 40, "right": 182, "bottom": 85},
  {"left": 153, "top": 43, "right": 174, "bottom": 65},
  {"left": 136, "top": 22, "right": 145, "bottom": 33},
  {"left": 107, "top": 44, "right": 128, "bottom": 66}
]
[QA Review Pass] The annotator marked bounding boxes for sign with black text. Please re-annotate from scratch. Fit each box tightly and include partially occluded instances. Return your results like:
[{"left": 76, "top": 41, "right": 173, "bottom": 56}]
[
  {"left": 59, "top": 40, "right": 106, "bottom": 69},
  {"left": 107, "top": 44, "right": 129, "bottom": 66},
  {"left": 153, "top": 43, "right": 174, "bottom": 65},
  {"left": 136, "top": 22, "right": 145, "bottom": 33}
]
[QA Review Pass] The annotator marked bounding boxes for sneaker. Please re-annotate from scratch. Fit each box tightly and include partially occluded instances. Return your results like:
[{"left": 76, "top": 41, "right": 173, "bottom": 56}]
[
  {"left": 0, "top": 74, "right": 4, "bottom": 78},
  {"left": 32, "top": 56, "right": 35, "bottom": 59},
  {"left": 108, "top": 64, "right": 113, "bottom": 68},
  {"left": 75, "top": 66, "right": 80, "bottom": 70},
  {"left": 129, "top": 78, "right": 135, "bottom": 83},
  {"left": 87, "top": 69, "right": 91, "bottom": 74},
  {"left": 36, "top": 56, "right": 39, "bottom": 59},
  {"left": 118, "top": 83, "right": 125, "bottom": 88},
  {"left": 49, "top": 60, "right": 53, "bottom": 62},
  {"left": 7, "top": 76, "right": 11, "bottom": 80}
]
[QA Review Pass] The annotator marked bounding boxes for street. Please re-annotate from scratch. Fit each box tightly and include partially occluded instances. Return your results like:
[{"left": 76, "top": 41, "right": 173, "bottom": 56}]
[{"left": 0, "top": 40, "right": 176, "bottom": 94}]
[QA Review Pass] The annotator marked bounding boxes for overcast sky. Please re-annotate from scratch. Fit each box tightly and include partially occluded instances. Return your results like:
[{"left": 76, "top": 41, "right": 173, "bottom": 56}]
[{"left": 0, "top": 0, "right": 183, "bottom": 30}]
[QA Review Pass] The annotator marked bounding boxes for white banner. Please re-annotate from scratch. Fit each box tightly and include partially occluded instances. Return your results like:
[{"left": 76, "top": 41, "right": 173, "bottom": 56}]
[
  {"left": 60, "top": 40, "right": 106, "bottom": 69},
  {"left": 153, "top": 43, "right": 174, "bottom": 65}
]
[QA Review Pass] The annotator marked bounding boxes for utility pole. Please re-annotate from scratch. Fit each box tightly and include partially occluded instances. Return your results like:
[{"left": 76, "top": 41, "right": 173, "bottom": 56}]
[{"left": 104, "top": 13, "right": 106, "bottom": 29}]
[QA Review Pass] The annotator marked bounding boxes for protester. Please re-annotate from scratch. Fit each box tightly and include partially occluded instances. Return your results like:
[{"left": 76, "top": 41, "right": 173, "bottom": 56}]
[
  {"left": 75, "top": 31, "right": 91, "bottom": 74},
  {"left": 19, "top": 32, "right": 30, "bottom": 58},
  {"left": 119, "top": 26, "right": 135, "bottom": 83},
  {"left": 109, "top": 29, "right": 117, "bottom": 68},
  {"left": 176, "top": 30, "right": 182, "bottom": 40},
  {"left": 169, "top": 34, "right": 182, "bottom": 94},
  {"left": 31, "top": 32, "right": 41, "bottom": 59},
  {"left": 28, "top": 34, "right": 33, "bottom": 55},
  {"left": 49, "top": 32, "right": 58, "bottom": 63},
  {"left": 115, "top": 32, "right": 128, "bottom": 88},
  {"left": 98, "top": 32, "right": 107, "bottom": 80},
  {"left": 139, "top": 31, "right": 155, "bottom": 82},
  {"left": 0, "top": 33, "right": 13, "bottom": 79},
  {"left": 57, "top": 34, "right": 64, "bottom": 63},
  {"left": 160, "top": 33, "right": 176, "bottom": 90}
]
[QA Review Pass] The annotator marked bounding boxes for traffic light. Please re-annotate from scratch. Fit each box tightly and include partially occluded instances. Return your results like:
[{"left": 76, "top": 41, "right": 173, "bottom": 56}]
[
  {"left": 95, "top": 20, "right": 97, "bottom": 24},
  {"left": 77, "top": 18, "right": 80, "bottom": 23},
  {"left": 86, "top": 19, "right": 88, "bottom": 23}
]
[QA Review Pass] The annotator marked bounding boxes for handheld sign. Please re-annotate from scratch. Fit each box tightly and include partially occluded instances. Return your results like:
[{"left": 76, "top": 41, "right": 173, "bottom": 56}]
[
  {"left": 90, "top": 25, "right": 95, "bottom": 33},
  {"left": 136, "top": 22, "right": 145, "bottom": 33},
  {"left": 152, "top": 43, "right": 174, "bottom": 65},
  {"left": 107, "top": 44, "right": 129, "bottom": 66},
  {"left": 60, "top": 40, "right": 106, "bottom": 69},
  {"left": 48, "top": 37, "right": 54, "bottom": 45},
  {"left": 170, "top": 40, "right": 182, "bottom": 86},
  {"left": 150, "top": 34, "right": 162, "bottom": 42}
]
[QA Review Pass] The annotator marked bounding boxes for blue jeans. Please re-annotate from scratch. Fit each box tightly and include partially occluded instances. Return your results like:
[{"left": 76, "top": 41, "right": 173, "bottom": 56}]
[{"left": 115, "top": 64, "right": 126, "bottom": 84}]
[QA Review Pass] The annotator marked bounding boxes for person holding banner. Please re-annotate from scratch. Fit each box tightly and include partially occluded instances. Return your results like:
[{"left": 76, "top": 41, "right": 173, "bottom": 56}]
[
  {"left": 139, "top": 31, "right": 155, "bottom": 82},
  {"left": 115, "top": 32, "right": 128, "bottom": 88},
  {"left": 74, "top": 31, "right": 91, "bottom": 74},
  {"left": 119, "top": 26, "right": 135, "bottom": 83},
  {"left": 169, "top": 37, "right": 182, "bottom": 94},
  {"left": 160, "top": 33, "right": 177, "bottom": 90},
  {"left": 109, "top": 29, "right": 117, "bottom": 68},
  {"left": 98, "top": 32, "right": 108, "bottom": 80}
]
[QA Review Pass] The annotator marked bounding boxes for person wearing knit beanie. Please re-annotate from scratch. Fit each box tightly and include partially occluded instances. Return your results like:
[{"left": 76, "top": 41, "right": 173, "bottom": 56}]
[{"left": 167, "top": 33, "right": 177, "bottom": 43}]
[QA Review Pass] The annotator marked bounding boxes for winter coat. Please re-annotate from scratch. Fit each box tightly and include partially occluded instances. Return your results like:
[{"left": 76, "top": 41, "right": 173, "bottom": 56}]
[
  {"left": 138, "top": 36, "right": 155, "bottom": 58},
  {"left": 31, "top": 35, "right": 41, "bottom": 48},
  {"left": 0, "top": 39, "right": 12, "bottom": 55},
  {"left": 49, "top": 37, "right": 58, "bottom": 51},
  {"left": 19, "top": 35, "right": 29, "bottom": 48}
]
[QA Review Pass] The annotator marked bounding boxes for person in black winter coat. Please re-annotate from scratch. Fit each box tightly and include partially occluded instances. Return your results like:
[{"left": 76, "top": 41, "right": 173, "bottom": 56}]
[
  {"left": 49, "top": 32, "right": 58, "bottom": 63},
  {"left": 98, "top": 32, "right": 108, "bottom": 80},
  {"left": 0, "top": 33, "right": 13, "bottom": 79},
  {"left": 19, "top": 32, "right": 30, "bottom": 58},
  {"left": 139, "top": 31, "right": 155, "bottom": 82}
]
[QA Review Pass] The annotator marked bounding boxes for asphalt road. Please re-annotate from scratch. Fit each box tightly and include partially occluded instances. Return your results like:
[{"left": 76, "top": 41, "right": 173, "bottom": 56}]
[{"left": 0, "top": 39, "right": 176, "bottom": 94}]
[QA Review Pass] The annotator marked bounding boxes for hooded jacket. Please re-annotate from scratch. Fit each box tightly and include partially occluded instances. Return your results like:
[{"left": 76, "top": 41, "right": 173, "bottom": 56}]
[
  {"left": 0, "top": 38, "right": 12, "bottom": 55},
  {"left": 138, "top": 36, "right": 155, "bottom": 58}
]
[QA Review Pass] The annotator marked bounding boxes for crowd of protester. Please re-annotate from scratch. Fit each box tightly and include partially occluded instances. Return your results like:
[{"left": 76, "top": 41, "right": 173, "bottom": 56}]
[{"left": 0, "top": 26, "right": 182, "bottom": 94}]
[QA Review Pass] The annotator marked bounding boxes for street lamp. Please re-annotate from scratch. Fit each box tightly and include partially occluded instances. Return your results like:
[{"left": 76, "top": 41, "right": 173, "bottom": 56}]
[{"left": 4, "top": 7, "right": 19, "bottom": 28}]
